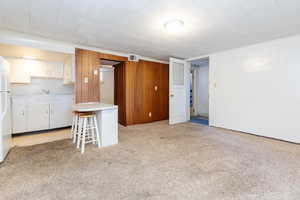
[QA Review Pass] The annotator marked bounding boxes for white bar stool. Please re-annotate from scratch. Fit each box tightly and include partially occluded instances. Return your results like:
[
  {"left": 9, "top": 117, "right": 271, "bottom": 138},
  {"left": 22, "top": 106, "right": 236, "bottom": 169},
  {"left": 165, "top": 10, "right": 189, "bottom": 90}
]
[
  {"left": 76, "top": 112, "right": 101, "bottom": 154},
  {"left": 71, "top": 111, "right": 80, "bottom": 143}
]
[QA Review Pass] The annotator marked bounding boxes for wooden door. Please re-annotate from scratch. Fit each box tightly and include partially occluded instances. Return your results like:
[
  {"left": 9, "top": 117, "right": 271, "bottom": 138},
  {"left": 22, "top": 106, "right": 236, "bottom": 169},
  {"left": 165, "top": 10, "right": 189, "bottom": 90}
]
[
  {"left": 151, "top": 62, "right": 160, "bottom": 121},
  {"left": 75, "top": 49, "right": 100, "bottom": 103},
  {"left": 132, "top": 60, "right": 154, "bottom": 123},
  {"left": 114, "top": 62, "right": 126, "bottom": 125},
  {"left": 150, "top": 62, "right": 169, "bottom": 121},
  {"left": 158, "top": 63, "right": 169, "bottom": 120}
]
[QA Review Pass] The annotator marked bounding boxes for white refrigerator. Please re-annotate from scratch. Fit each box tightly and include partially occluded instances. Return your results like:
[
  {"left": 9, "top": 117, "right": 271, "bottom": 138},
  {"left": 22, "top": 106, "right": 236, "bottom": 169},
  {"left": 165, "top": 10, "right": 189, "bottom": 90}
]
[{"left": 0, "top": 56, "right": 12, "bottom": 162}]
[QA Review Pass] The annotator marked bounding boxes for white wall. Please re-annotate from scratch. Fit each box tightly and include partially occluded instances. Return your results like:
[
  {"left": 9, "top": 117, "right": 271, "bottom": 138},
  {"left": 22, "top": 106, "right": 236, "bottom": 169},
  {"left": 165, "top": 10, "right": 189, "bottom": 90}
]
[
  {"left": 100, "top": 66, "right": 114, "bottom": 104},
  {"left": 209, "top": 34, "right": 300, "bottom": 143},
  {"left": 194, "top": 62, "right": 209, "bottom": 117},
  {"left": 11, "top": 78, "right": 74, "bottom": 96}
]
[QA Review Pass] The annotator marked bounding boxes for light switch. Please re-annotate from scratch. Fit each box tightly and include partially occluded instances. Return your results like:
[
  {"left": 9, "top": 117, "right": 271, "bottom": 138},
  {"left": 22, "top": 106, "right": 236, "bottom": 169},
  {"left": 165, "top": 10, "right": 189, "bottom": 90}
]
[
  {"left": 94, "top": 69, "right": 98, "bottom": 75},
  {"left": 154, "top": 86, "right": 158, "bottom": 91},
  {"left": 149, "top": 112, "right": 152, "bottom": 117},
  {"left": 84, "top": 77, "right": 89, "bottom": 83}
]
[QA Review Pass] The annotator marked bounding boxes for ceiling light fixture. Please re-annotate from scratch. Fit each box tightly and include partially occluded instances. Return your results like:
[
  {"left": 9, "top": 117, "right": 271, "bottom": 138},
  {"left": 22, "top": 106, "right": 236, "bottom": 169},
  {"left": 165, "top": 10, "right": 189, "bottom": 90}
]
[{"left": 164, "top": 19, "right": 184, "bottom": 33}]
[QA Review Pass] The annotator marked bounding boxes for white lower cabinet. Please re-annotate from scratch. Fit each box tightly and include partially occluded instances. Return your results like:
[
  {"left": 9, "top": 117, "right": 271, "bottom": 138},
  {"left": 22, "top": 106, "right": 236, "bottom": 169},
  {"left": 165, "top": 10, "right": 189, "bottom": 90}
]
[
  {"left": 50, "top": 102, "right": 72, "bottom": 129},
  {"left": 12, "top": 100, "right": 73, "bottom": 134},
  {"left": 27, "top": 103, "right": 50, "bottom": 132},
  {"left": 12, "top": 102, "right": 27, "bottom": 134}
]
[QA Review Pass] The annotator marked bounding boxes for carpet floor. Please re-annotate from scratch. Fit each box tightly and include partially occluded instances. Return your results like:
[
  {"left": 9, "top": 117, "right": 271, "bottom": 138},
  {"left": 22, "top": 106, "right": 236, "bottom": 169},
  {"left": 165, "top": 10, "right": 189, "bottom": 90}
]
[{"left": 1, "top": 121, "right": 300, "bottom": 200}]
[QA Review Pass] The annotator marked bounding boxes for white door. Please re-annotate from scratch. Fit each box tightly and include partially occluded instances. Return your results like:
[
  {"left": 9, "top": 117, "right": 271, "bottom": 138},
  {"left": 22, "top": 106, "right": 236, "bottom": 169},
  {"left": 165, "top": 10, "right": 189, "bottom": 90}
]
[
  {"left": 12, "top": 101, "right": 27, "bottom": 134},
  {"left": 27, "top": 103, "right": 49, "bottom": 131},
  {"left": 49, "top": 102, "right": 72, "bottom": 129},
  {"left": 169, "top": 58, "right": 189, "bottom": 124}
]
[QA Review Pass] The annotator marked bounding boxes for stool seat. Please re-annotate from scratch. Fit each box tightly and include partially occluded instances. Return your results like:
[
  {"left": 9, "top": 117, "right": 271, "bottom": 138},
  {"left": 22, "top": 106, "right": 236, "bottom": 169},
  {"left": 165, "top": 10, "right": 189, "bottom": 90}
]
[{"left": 79, "top": 114, "right": 96, "bottom": 118}]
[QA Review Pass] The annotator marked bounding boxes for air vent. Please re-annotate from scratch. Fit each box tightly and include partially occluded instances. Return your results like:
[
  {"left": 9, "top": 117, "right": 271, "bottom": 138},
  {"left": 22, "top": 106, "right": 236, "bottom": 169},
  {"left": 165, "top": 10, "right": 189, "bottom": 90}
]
[{"left": 128, "top": 54, "right": 139, "bottom": 62}]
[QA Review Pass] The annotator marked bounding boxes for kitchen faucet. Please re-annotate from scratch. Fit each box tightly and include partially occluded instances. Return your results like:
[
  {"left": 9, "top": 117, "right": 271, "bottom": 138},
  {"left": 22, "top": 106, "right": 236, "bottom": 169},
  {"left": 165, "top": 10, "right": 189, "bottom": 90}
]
[{"left": 41, "top": 89, "right": 50, "bottom": 94}]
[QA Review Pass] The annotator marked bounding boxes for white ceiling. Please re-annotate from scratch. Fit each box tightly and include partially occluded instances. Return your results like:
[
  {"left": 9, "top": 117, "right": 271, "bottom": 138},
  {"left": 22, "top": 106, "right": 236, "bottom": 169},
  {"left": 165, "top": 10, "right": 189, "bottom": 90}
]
[{"left": 1, "top": 0, "right": 300, "bottom": 60}]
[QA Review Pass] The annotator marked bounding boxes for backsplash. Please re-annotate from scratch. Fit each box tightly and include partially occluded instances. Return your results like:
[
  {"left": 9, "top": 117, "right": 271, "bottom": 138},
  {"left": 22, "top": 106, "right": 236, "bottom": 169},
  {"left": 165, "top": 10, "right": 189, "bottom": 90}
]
[{"left": 11, "top": 77, "right": 74, "bottom": 96}]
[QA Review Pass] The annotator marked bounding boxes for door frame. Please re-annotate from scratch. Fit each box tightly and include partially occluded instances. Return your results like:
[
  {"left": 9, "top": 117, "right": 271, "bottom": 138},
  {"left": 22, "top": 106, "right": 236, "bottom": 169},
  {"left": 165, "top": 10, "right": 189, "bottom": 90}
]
[{"left": 186, "top": 56, "right": 211, "bottom": 125}]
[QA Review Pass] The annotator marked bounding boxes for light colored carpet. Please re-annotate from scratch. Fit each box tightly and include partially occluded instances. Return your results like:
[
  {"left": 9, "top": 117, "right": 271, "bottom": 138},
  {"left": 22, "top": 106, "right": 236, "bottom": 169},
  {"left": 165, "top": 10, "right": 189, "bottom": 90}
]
[{"left": 1, "top": 121, "right": 300, "bottom": 200}]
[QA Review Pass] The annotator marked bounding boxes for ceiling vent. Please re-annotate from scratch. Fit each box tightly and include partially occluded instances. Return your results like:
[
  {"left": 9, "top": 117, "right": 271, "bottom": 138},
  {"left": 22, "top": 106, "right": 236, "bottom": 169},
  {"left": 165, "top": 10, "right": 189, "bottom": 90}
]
[{"left": 128, "top": 54, "right": 139, "bottom": 62}]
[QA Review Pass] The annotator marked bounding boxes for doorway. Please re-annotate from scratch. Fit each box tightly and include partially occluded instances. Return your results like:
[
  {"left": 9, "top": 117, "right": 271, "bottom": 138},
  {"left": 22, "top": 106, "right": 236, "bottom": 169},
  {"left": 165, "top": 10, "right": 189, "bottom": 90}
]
[
  {"left": 189, "top": 57, "right": 209, "bottom": 125},
  {"left": 99, "top": 59, "right": 126, "bottom": 126}
]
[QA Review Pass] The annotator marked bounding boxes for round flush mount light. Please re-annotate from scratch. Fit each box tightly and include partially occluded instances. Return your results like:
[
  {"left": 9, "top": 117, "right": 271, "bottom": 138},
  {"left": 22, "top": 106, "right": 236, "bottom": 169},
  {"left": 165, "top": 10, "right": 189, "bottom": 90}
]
[{"left": 164, "top": 19, "right": 184, "bottom": 33}]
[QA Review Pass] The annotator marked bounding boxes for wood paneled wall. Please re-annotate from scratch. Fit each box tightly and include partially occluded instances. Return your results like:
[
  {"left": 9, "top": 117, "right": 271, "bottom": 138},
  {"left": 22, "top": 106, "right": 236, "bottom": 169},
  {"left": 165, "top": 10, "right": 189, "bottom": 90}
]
[
  {"left": 75, "top": 48, "right": 169, "bottom": 125},
  {"left": 75, "top": 49, "right": 100, "bottom": 103},
  {"left": 125, "top": 60, "right": 169, "bottom": 125},
  {"left": 75, "top": 49, "right": 128, "bottom": 103}
]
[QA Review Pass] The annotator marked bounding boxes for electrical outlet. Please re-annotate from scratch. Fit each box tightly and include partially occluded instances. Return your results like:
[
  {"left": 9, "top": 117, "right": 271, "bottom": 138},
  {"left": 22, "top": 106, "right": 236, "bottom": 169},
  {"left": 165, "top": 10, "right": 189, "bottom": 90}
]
[
  {"left": 84, "top": 77, "right": 89, "bottom": 83},
  {"left": 94, "top": 69, "right": 98, "bottom": 75}
]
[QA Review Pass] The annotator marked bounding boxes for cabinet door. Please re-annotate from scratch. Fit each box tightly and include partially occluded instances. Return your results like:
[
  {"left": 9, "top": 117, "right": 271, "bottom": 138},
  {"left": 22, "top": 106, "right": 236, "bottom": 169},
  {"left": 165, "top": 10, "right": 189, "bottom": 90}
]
[
  {"left": 8, "top": 58, "right": 31, "bottom": 83},
  {"left": 49, "top": 102, "right": 72, "bottom": 129},
  {"left": 27, "top": 103, "right": 49, "bottom": 131},
  {"left": 12, "top": 102, "right": 27, "bottom": 134}
]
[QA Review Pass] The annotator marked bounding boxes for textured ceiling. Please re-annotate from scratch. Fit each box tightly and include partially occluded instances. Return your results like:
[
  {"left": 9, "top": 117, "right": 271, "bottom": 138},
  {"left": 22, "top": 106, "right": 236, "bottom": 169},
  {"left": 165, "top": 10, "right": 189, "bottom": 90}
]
[{"left": 1, "top": 0, "right": 300, "bottom": 60}]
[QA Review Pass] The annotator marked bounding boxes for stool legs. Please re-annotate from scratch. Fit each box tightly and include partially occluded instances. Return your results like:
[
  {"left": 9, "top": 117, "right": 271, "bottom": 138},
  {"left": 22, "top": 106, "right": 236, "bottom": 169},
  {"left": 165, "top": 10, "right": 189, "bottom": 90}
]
[
  {"left": 81, "top": 118, "right": 87, "bottom": 154},
  {"left": 73, "top": 112, "right": 101, "bottom": 153},
  {"left": 76, "top": 117, "right": 83, "bottom": 149},
  {"left": 93, "top": 116, "right": 101, "bottom": 148},
  {"left": 72, "top": 114, "right": 79, "bottom": 143},
  {"left": 71, "top": 114, "right": 76, "bottom": 139},
  {"left": 90, "top": 118, "right": 96, "bottom": 145}
]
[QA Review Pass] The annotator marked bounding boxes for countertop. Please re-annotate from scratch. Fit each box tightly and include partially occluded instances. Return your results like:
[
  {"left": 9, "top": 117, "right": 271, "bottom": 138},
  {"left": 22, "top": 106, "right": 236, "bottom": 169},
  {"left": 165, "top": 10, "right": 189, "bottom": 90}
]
[{"left": 72, "top": 103, "right": 118, "bottom": 112}]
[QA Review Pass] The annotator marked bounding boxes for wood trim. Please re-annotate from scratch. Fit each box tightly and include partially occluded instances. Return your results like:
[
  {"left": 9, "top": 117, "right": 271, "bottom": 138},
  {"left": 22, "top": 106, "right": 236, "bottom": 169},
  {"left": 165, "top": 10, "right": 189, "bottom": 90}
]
[
  {"left": 99, "top": 52, "right": 128, "bottom": 62},
  {"left": 75, "top": 48, "right": 82, "bottom": 103},
  {"left": 114, "top": 62, "right": 126, "bottom": 125}
]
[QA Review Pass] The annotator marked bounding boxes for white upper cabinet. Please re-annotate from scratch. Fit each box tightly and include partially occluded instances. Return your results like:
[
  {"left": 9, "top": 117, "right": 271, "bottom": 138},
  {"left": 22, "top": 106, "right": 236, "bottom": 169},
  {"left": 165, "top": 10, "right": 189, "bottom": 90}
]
[
  {"left": 9, "top": 58, "right": 31, "bottom": 83},
  {"left": 63, "top": 55, "right": 75, "bottom": 84},
  {"left": 7, "top": 58, "right": 64, "bottom": 83}
]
